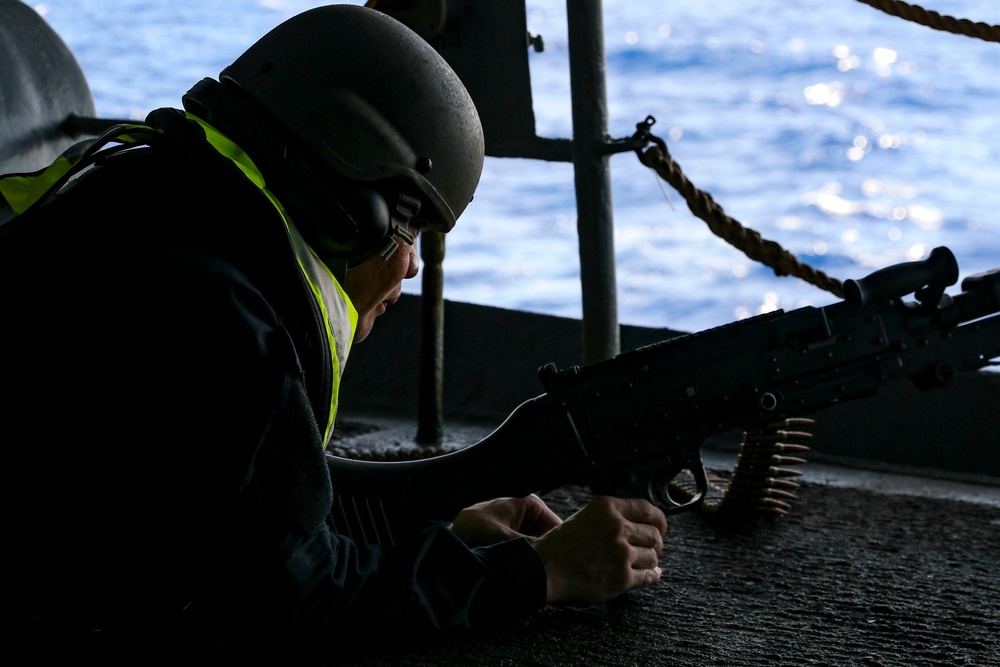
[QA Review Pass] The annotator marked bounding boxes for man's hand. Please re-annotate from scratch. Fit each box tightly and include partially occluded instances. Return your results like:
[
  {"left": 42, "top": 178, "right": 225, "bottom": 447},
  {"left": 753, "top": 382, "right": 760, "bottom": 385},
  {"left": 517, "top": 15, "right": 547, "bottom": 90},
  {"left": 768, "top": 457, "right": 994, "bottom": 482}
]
[
  {"left": 451, "top": 495, "right": 563, "bottom": 548},
  {"left": 530, "top": 496, "right": 668, "bottom": 606}
]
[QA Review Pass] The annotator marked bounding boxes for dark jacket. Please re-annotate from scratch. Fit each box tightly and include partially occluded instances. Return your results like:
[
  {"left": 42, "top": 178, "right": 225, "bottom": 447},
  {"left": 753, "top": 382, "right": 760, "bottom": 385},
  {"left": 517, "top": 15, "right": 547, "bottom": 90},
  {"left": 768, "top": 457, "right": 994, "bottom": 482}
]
[{"left": 4, "top": 112, "right": 545, "bottom": 659}]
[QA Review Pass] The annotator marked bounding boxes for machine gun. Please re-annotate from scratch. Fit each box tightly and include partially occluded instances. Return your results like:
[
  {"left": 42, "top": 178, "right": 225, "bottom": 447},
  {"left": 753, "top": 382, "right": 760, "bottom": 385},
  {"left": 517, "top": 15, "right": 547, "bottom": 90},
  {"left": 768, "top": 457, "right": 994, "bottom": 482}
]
[{"left": 326, "top": 247, "right": 1000, "bottom": 546}]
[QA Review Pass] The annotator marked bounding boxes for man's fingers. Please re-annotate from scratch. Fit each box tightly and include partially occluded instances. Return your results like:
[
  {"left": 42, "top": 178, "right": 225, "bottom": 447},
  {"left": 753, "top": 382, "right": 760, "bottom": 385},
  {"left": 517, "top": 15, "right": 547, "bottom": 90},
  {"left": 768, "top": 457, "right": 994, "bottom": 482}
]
[
  {"left": 519, "top": 494, "right": 563, "bottom": 536},
  {"left": 623, "top": 521, "right": 665, "bottom": 552},
  {"left": 615, "top": 497, "right": 668, "bottom": 534},
  {"left": 452, "top": 496, "right": 562, "bottom": 547},
  {"left": 631, "top": 546, "right": 661, "bottom": 572},
  {"left": 628, "top": 548, "right": 662, "bottom": 591},
  {"left": 533, "top": 496, "right": 674, "bottom": 605},
  {"left": 629, "top": 564, "right": 662, "bottom": 590}
]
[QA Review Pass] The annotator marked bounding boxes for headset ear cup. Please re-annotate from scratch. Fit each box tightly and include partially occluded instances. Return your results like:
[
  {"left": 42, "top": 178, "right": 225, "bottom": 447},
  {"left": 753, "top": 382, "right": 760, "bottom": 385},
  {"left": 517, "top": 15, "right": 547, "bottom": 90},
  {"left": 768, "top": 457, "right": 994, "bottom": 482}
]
[
  {"left": 280, "top": 171, "right": 391, "bottom": 264},
  {"left": 262, "top": 138, "right": 392, "bottom": 263},
  {"left": 327, "top": 185, "right": 392, "bottom": 262}
]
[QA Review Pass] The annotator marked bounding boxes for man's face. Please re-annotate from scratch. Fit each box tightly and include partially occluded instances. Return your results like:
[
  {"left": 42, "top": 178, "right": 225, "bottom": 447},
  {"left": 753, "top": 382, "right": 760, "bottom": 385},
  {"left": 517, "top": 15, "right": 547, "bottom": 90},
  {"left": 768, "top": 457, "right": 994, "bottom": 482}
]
[{"left": 341, "top": 223, "right": 420, "bottom": 342}]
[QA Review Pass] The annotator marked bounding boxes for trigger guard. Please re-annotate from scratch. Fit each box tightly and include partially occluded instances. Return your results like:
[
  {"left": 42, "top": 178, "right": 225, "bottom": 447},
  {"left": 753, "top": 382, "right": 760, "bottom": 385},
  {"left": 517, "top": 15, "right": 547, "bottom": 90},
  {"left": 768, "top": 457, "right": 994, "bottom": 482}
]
[{"left": 651, "top": 454, "right": 709, "bottom": 513}]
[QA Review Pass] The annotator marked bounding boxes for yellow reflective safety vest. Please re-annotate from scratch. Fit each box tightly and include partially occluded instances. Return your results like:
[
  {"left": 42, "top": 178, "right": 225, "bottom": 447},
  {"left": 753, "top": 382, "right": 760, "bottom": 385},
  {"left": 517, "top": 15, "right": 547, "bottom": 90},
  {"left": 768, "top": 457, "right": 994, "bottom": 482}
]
[
  {"left": 0, "top": 114, "right": 357, "bottom": 448},
  {"left": 0, "top": 123, "right": 162, "bottom": 227}
]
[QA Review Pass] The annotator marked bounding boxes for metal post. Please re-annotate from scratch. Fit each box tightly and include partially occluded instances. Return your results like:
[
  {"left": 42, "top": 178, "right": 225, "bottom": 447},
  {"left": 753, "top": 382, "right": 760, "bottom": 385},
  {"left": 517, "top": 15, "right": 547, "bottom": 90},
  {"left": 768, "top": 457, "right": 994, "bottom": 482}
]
[
  {"left": 567, "top": 0, "right": 620, "bottom": 364},
  {"left": 417, "top": 230, "right": 446, "bottom": 443}
]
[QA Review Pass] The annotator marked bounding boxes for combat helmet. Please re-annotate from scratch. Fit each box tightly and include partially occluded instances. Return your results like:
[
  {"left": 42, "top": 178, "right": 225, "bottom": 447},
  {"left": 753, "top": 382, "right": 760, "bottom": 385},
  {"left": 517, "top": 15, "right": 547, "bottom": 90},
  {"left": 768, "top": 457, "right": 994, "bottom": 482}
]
[{"left": 183, "top": 4, "right": 484, "bottom": 264}]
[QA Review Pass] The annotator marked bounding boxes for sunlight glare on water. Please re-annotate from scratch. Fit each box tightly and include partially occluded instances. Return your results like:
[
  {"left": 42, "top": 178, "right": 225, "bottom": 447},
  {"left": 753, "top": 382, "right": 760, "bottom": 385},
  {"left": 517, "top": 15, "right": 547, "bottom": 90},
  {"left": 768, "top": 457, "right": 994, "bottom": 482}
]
[{"left": 33, "top": 0, "right": 1000, "bottom": 333}]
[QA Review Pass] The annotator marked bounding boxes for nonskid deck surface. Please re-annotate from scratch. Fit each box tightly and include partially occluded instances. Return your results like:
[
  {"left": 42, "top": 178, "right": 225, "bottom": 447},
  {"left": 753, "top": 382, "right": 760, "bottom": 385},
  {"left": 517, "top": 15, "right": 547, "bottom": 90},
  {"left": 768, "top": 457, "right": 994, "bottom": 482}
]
[{"left": 331, "top": 411, "right": 1000, "bottom": 667}]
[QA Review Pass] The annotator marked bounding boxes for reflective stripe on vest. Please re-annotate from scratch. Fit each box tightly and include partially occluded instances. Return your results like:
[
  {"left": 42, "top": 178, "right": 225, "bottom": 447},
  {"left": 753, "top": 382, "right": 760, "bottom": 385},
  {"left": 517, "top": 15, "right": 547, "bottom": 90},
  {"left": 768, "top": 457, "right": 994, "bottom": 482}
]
[
  {"left": 0, "top": 123, "right": 162, "bottom": 227},
  {"left": 186, "top": 113, "right": 358, "bottom": 448}
]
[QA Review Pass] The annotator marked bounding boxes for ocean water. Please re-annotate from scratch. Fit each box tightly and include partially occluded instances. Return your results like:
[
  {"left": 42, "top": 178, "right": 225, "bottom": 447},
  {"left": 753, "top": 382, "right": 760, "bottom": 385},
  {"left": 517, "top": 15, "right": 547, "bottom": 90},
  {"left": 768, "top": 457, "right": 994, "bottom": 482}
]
[{"left": 31, "top": 0, "right": 1000, "bottom": 333}]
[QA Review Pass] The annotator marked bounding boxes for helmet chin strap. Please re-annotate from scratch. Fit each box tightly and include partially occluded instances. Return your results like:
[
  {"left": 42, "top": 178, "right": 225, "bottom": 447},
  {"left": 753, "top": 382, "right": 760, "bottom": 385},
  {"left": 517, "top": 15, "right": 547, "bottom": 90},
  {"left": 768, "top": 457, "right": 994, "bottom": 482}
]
[{"left": 375, "top": 192, "right": 421, "bottom": 261}]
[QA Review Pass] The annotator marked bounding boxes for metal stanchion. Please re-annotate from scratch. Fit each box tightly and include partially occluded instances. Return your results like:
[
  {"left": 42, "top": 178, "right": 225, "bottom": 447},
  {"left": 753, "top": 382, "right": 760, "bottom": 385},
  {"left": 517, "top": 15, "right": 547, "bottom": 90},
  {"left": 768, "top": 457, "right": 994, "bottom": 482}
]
[{"left": 417, "top": 230, "right": 446, "bottom": 443}]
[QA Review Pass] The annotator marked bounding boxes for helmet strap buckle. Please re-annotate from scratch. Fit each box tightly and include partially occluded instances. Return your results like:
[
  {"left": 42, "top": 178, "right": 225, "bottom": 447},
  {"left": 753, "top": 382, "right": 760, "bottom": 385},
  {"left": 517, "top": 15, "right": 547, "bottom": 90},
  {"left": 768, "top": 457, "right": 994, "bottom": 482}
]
[
  {"left": 394, "top": 192, "right": 422, "bottom": 220},
  {"left": 375, "top": 192, "right": 422, "bottom": 260}
]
